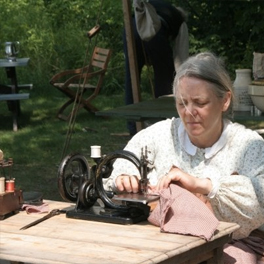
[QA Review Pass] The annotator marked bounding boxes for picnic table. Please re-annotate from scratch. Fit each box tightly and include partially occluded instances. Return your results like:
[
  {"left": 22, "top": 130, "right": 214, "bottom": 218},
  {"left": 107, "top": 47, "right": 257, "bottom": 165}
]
[
  {"left": 96, "top": 95, "right": 264, "bottom": 132},
  {"left": 96, "top": 95, "right": 264, "bottom": 121},
  {"left": 0, "top": 58, "right": 32, "bottom": 131}
]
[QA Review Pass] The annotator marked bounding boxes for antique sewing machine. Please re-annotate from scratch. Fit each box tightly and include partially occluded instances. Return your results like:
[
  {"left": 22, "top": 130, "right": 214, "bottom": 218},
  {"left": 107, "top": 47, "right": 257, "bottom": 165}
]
[{"left": 57, "top": 146, "right": 159, "bottom": 224}]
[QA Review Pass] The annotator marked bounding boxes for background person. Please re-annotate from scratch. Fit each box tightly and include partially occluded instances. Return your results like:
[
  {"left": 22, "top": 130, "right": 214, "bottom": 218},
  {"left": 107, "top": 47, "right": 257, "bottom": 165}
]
[{"left": 123, "top": 0, "right": 189, "bottom": 136}]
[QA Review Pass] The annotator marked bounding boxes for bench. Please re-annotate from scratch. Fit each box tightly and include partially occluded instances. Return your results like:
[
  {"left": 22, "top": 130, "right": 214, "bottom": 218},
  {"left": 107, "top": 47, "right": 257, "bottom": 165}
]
[
  {"left": 11, "top": 83, "right": 33, "bottom": 91},
  {"left": 0, "top": 93, "right": 29, "bottom": 101},
  {"left": 0, "top": 93, "right": 30, "bottom": 131}
]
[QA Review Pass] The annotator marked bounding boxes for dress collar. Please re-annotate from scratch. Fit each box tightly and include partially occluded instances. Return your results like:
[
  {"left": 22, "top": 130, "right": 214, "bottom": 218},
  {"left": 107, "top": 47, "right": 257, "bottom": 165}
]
[{"left": 178, "top": 119, "right": 230, "bottom": 159}]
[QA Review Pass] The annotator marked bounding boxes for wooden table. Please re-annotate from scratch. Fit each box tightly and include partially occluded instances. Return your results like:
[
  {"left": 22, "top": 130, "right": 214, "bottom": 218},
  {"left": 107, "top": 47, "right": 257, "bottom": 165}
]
[
  {"left": 0, "top": 200, "right": 239, "bottom": 264},
  {"left": 96, "top": 95, "right": 264, "bottom": 122},
  {"left": 0, "top": 58, "right": 31, "bottom": 131}
]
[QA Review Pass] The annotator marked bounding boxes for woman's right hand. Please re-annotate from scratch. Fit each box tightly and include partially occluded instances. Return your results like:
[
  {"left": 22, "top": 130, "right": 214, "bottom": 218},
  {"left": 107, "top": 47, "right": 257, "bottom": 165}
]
[{"left": 115, "top": 174, "right": 140, "bottom": 193}]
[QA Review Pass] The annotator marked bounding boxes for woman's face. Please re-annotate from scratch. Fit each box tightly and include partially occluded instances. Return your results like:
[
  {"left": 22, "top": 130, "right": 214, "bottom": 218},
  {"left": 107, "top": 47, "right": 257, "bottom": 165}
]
[{"left": 175, "top": 76, "right": 231, "bottom": 148}]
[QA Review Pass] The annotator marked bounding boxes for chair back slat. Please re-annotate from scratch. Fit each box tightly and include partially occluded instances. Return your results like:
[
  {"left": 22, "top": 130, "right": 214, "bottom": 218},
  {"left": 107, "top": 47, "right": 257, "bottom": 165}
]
[
  {"left": 92, "top": 59, "right": 105, "bottom": 69},
  {"left": 91, "top": 47, "right": 111, "bottom": 70}
]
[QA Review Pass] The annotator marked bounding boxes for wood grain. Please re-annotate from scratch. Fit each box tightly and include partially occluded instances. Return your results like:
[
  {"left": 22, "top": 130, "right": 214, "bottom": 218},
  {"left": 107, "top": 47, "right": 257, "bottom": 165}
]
[{"left": 0, "top": 200, "right": 239, "bottom": 264}]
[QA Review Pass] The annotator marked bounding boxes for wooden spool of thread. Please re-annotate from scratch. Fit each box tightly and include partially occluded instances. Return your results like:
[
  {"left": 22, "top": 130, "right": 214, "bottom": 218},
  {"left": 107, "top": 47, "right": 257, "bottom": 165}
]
[{"left": 5, "top": 179, "right": 15, "bottom": 192}]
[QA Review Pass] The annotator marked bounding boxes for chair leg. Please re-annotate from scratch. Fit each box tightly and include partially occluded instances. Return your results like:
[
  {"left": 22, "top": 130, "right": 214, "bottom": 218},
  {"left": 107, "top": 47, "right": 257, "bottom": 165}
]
[
  {"left": 57, "top": 98, "right": 75, "bottom": 121},
  {"left": 82, "top": 100, "right": 98, "bottom": 113},
  {"left": 56, "top": 92, "right": 99, "bottom": 121}
]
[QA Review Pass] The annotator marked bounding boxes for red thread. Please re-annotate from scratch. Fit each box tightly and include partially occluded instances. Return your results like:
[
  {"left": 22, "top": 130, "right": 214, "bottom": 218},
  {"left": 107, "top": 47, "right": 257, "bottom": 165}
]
[{"left": 5, "top": 180, "right": 15, "bottom": 192}]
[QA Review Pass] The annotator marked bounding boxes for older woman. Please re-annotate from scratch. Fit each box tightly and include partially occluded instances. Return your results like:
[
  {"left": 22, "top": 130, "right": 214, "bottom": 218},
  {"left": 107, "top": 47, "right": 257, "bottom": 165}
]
[{"left": 103, "top": 52, "right": 264, "bottom": 241}]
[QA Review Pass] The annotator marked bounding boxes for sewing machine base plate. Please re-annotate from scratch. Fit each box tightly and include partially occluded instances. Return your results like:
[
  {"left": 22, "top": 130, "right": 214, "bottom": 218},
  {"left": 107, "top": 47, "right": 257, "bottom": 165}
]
[
  {"left": 66, "top": 205, "right": 149, "bottom": 225},
  {"left": 113, "top": 193, "right": 159, "bottom": 204}
]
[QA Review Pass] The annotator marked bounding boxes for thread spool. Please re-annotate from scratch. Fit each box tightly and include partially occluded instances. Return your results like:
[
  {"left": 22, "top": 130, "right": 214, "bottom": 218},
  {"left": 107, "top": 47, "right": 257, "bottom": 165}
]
[
  {"left": 0, "top": 177, "right": 5, "bottom": 194},
  {"left": 5, "top": 179, "right": 15, "bottom": 192},
  {"left": 91, "top": 145, "right": 101, "bottom": 158}
]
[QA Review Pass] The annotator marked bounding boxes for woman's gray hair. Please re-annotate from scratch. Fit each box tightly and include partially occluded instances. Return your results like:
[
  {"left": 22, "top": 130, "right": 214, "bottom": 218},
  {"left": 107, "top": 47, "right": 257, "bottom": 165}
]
[{"left": 173, "top": 52, "right": 234, "bottom": 118}]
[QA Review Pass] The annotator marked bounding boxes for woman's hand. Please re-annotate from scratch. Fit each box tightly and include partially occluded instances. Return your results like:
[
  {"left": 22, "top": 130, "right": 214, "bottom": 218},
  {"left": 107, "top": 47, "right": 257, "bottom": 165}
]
[
  {"left": 115, "top": 174, "right": 140, "bottom": 193},
  {"left": 156, "top": 165, "right": 212, "bottom": 195}
]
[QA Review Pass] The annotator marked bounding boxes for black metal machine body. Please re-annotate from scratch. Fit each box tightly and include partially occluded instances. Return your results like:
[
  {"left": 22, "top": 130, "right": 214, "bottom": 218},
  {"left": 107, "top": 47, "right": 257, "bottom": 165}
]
[{"left": 57, "top": 148, "right": 159, "bottom": 224}]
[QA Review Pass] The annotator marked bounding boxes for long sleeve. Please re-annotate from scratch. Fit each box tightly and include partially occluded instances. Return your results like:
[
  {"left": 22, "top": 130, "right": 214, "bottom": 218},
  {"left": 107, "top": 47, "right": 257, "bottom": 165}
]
[{"left": 210, "top": 133, "right": 264, "bottom": 239}]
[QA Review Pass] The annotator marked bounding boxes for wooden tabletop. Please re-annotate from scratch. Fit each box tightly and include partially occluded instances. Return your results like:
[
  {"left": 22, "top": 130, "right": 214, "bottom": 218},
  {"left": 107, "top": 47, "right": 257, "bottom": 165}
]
[
  {"left": 96, "top": 95, "right": 264, "bottom": 122},
  {"left": 0, "top": 200, "right": 240, "bottom": 264}
]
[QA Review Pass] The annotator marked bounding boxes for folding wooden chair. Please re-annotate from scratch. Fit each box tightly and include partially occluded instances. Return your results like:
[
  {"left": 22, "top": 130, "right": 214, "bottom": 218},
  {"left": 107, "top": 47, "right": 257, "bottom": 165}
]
[{"left": 50, "top": 47, "right": 111, "bottom": 121}]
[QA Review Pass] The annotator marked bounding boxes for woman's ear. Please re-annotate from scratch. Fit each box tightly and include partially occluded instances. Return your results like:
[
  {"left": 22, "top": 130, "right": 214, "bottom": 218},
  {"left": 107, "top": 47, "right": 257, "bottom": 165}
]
[{"left": 222, "top": 91, "right": 232, "bottom": 112}]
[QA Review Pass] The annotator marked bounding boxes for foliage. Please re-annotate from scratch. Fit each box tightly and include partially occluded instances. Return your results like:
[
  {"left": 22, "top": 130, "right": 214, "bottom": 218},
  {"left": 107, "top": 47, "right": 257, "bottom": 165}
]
[
  {"left": 176, "top": 0, "right": 264, "bottom": 76},
  {"left": 1, "top": 0, "right": 264, "bottom": 92},
  {"left": 42, "top": 0, "right": 125, "bottom": 94},
  {"left": 0, "top": 0, "right": 125, "bottom": 95},
  {"left": 0, "top": 0, "right": 55, "bottom": 88}
]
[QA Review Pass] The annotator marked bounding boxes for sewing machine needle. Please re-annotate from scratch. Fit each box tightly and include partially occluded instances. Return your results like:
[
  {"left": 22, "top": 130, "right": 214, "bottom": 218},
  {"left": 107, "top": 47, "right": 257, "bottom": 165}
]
[{"left": 20, "top": 209, "right": 62, "bottom": 230}]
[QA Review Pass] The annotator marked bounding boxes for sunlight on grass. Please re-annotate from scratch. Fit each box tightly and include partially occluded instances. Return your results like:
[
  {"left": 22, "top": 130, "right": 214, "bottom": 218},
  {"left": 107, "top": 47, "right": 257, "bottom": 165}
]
[{"left": 0, "top": 92, "right": 132, "bottom": 200}]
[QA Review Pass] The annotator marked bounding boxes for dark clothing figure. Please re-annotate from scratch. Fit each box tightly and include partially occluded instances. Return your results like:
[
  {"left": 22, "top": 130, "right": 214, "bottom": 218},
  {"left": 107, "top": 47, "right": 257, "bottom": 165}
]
[{"left": 123, "top": 0, "right": 188, "bottom": 135}]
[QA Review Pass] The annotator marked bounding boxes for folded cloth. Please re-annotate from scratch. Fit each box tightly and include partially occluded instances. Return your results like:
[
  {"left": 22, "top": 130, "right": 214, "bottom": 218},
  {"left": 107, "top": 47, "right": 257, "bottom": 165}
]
[
  {"left": 21, "top": 203, "right": 49, "bottom": 214},
  {"left": 148, "top": 184, "right": 219, "bottom": 241}
]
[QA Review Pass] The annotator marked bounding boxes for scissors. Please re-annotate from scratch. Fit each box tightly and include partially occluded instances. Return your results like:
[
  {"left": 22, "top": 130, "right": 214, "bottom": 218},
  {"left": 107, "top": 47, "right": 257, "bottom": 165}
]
[{"left": 20, "top": 209, "right": 64, "bottom": 230}]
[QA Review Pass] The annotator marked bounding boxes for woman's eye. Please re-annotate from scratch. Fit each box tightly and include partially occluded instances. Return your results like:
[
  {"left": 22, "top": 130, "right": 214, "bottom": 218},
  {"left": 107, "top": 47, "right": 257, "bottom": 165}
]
[
  {"left": 196, "top": 101, "right": 207, "bottom": 106},
  {"left": 177, "top": 102, "right": 185, "bottom": 106}
]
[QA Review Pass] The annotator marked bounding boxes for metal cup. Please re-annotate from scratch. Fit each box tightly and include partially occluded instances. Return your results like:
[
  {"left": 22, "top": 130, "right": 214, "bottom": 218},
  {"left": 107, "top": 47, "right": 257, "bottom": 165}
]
[{"left": 5, "top": 41, "right": 20, "bottom": 61}]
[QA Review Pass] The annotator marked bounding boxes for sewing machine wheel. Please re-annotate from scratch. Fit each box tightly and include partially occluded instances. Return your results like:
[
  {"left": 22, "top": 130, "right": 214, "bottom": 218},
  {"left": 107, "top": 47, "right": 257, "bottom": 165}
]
[
  {"left": 58, "top": 153, "right": 90, "bottom": 202},
  {"left": 78, "top": 180, "right": 97, "bottom": 208}
]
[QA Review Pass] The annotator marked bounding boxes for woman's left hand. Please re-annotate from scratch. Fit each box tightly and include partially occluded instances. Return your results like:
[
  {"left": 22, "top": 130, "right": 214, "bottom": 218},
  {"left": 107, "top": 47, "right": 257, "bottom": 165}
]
[{"left": 155, "top": 165, "right": 212, "bottom": 195}]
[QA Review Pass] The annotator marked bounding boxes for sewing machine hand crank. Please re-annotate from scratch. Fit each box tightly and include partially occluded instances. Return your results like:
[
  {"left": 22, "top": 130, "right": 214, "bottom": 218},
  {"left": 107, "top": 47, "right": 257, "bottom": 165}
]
[{"left": 20, "top": 209, "right": 63, "bottom": 230}]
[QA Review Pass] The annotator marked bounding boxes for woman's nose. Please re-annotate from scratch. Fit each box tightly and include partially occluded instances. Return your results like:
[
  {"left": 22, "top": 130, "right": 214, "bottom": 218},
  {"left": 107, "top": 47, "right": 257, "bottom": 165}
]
[{"left": 185, "top": 104, "right": 197, "bottom": 118}]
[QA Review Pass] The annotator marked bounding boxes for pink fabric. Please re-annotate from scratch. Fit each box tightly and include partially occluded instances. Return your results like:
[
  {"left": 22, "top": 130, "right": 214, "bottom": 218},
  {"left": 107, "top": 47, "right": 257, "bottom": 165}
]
[
  {"left": 21, "top": 203, "right": 49, "bottom": 214},
  {"left": 147, "top": 184, "right": 264, "bottom": 263},
  {"left": 148, "top": 184, "right": 219, "bottom": 241},
  {"left": 229, "top": 236, "right": 264, "bottom": 264},
  {"left": 224, "top": 241, "right": 257, "bottom": 264}
]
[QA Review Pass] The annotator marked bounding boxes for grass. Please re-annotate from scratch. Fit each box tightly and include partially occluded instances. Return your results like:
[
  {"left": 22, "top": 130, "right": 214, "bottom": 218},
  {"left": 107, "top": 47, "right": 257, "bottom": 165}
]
[
  {"left": 1, "top": 87, "right": 263, "bottom": 202},
  {"left": 0, "top": 87, "right": 138, "bottom": 201}
]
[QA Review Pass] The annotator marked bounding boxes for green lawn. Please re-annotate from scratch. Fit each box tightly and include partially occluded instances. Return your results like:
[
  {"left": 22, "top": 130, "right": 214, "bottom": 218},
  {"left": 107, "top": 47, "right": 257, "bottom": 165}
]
[
  {"left": 0, "top": 88, "right": 132, "bottom": 201},
  {"left": 0, "top": 88, "right": 263, "bottom": 202}
]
